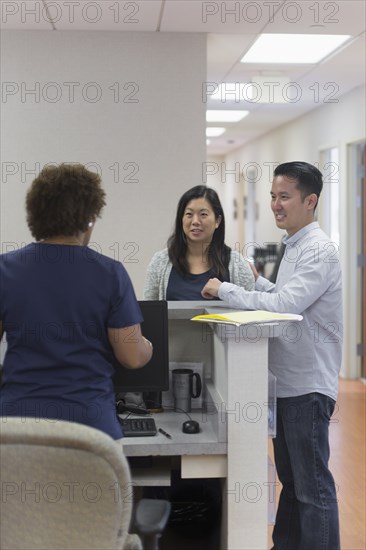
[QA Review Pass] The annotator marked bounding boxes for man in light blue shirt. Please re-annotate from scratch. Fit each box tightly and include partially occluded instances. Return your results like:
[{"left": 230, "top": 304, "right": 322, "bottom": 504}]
[{"left": 202, "top": 161, "right": 342, "bottom": 550}]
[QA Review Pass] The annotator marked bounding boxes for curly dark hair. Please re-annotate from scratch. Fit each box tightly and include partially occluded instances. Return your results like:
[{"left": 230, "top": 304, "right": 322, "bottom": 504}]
[
  {"left": 168, "top": 185, "right": 231, "bottom": 279},
  {"left": 26, "top": 163, "right": 106, "bottom": 240}
]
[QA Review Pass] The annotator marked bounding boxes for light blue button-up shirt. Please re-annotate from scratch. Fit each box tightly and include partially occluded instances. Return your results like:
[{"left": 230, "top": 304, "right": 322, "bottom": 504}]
[{"left": 218, "top": 222, "right": 343, "bottom": 400}]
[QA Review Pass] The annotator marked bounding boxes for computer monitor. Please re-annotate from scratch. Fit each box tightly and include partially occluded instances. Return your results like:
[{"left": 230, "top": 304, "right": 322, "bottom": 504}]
[{"left": 113, "top": 300, "right": 169, "bottom": 411}]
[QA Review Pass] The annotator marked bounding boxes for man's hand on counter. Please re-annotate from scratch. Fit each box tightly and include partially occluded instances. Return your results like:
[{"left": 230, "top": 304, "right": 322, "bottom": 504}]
[{"left": 201, "top": 278, "right": 222, "bottom": 299}]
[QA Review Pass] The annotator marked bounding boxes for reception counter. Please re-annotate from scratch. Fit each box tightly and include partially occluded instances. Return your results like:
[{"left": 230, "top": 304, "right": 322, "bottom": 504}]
[{"left": 120, "top": 301, "right": 280, "bottom": 549}]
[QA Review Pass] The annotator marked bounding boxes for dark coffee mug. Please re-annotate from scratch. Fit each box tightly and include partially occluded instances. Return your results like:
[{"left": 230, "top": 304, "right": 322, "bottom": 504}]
[{"left": 172, "top": 368, "right": 202, "bottom": 413}]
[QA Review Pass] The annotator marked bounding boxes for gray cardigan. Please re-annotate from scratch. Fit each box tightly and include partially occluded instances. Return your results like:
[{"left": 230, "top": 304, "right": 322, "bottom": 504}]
[{"left": 143, "top": 248, "right": 255, "bottom": 300}]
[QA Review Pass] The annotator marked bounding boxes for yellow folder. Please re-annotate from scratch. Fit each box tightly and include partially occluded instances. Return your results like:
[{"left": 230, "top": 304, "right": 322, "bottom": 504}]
[{"left": 191, "top": 310, "right": 303, "bottom": 326}]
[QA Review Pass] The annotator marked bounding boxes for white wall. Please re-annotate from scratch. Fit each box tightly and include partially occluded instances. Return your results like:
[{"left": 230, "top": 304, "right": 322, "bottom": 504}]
[
  {"left": 215, "top": 85, "right": 366, "bottom": 378},
  {"left": 0, "top": 30, "right": 206, "bottom": 297},
  {"left": 205, "top": 154, "right": 245, "bottom": 252}
]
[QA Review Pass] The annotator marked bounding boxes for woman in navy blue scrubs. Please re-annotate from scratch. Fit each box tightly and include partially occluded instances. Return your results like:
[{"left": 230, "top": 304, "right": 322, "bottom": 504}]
[{"left": 0, "top": 163, "right": 152, "bottom": 439}]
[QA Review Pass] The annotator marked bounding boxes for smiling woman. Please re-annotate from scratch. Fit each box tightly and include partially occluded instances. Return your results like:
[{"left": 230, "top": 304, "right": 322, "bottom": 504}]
[
  {"left": 143, "top": 185, "right": 254, "bottom": 301},
  {"left": 182, "top": 197, "right": 220, "bottom": 254}
]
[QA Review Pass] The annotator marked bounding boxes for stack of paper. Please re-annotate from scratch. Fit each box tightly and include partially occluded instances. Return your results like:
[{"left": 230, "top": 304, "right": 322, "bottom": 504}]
[{"left": 191, "top": 310, "right": 303, "bottom": 326}]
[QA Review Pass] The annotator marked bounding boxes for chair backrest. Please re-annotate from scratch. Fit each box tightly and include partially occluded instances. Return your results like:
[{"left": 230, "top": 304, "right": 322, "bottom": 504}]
[{"left": 0, "top": 417, "right": 134, "bottom": 550}]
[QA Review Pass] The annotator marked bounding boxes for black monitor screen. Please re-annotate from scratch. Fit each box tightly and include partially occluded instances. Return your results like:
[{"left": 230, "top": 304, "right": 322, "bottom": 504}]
[{"left": 113, "top": 300, "right": 169, "bottom": 394}]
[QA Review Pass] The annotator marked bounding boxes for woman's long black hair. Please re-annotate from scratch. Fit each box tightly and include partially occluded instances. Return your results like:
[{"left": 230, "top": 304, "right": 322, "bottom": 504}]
[{"left": 167, "top": 185, "right": 231, "bottom": 279}]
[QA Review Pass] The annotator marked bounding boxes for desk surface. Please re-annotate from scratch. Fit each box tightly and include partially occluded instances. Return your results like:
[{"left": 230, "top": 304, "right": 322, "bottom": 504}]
[{"left": 118, "top": 410, "right": 226, "bottom": 457}]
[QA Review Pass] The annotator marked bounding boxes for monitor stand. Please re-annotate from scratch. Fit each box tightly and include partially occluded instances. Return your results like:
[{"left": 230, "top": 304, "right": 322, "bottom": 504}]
[{"left": 143, "top": 391, "right": 163, "bottom": 413}]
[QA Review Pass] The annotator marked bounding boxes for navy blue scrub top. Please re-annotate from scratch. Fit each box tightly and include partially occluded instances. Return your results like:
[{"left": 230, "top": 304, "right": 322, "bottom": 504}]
[{"left": 0, "top": 243, "right": 143, "bottom": 439}]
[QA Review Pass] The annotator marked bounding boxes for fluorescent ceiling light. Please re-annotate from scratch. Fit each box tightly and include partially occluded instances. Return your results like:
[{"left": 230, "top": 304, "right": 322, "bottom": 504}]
[
  {"left": 206, "top": 127, "right": 226, "bottom": 137},
  {"left": 206, "top": 110, "right": 249, "bottom": 122},
  {"left": 241, "top": 34, "right": 351, "bottom": 64}
]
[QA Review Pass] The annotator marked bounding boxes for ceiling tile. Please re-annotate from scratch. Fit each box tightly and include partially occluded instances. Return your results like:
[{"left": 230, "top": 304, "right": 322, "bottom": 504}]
[
  {"left": 161, "top": 0, "right": 286, "bottom": 33},
  {"left": 50, "top": 0, "right": 162, "bottom": 31},
  {"left": 263, "top": 0, "right": 366, "bottom": 35}
]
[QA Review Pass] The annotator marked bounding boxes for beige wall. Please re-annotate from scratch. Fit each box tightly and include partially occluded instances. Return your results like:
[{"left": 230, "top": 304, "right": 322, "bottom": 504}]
[{"left": 0, "top": 30, "right": 206, "bottom": 297}]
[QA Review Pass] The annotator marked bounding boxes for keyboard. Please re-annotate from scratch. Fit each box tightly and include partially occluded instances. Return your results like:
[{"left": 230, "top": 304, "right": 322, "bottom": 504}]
[{"left": 120, "top": 417, "right": 157, "bottom": 437}]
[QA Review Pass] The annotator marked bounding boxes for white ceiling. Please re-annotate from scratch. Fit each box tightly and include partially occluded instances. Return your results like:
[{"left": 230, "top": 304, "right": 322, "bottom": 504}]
[{"left": 2, "top": 0, "right": 366, "bottom": 154}]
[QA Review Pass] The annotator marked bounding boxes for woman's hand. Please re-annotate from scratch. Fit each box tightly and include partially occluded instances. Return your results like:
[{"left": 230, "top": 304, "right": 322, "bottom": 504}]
[{"left": 201, "top": 278, "right": 222, "bottom": 299}]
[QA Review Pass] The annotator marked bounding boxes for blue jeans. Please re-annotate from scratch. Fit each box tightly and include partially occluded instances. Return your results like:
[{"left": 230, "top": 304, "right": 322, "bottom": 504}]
[{"left": 271, "top": 393, "right": 340, "bottom": 550}]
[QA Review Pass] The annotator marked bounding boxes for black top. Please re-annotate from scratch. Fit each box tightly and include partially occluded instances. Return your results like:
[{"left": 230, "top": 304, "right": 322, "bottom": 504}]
[{"left": 166, "top": 266, "right": 229, "bottom": 300}]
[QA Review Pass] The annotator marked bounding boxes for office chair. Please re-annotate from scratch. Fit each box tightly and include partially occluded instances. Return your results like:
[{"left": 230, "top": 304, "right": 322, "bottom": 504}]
[{"left": 0, "top": 417, "right": 170, "bottom": 550}]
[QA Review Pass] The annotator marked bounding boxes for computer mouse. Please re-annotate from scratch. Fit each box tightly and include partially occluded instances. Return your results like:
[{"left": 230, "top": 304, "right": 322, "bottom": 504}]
[{"left": 182, "top": 420, "right": 200, "bottom": 434}]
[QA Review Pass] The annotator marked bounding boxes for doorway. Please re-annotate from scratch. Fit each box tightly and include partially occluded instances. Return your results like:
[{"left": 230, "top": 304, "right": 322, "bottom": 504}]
[{"left": 348, "top": 141, "right": 366, "bottom": 378}]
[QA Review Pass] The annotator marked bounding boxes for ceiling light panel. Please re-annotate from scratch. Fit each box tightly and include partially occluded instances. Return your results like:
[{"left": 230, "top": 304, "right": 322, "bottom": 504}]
[
  {"left": 206, "top": 110, "right": 249, "bottom": 122},
  {"left": 206, "top": 127, "right": 226, "bottom": 137},
  {"left": 241, "top": 34, "right": 351, "bottom": 64}
]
